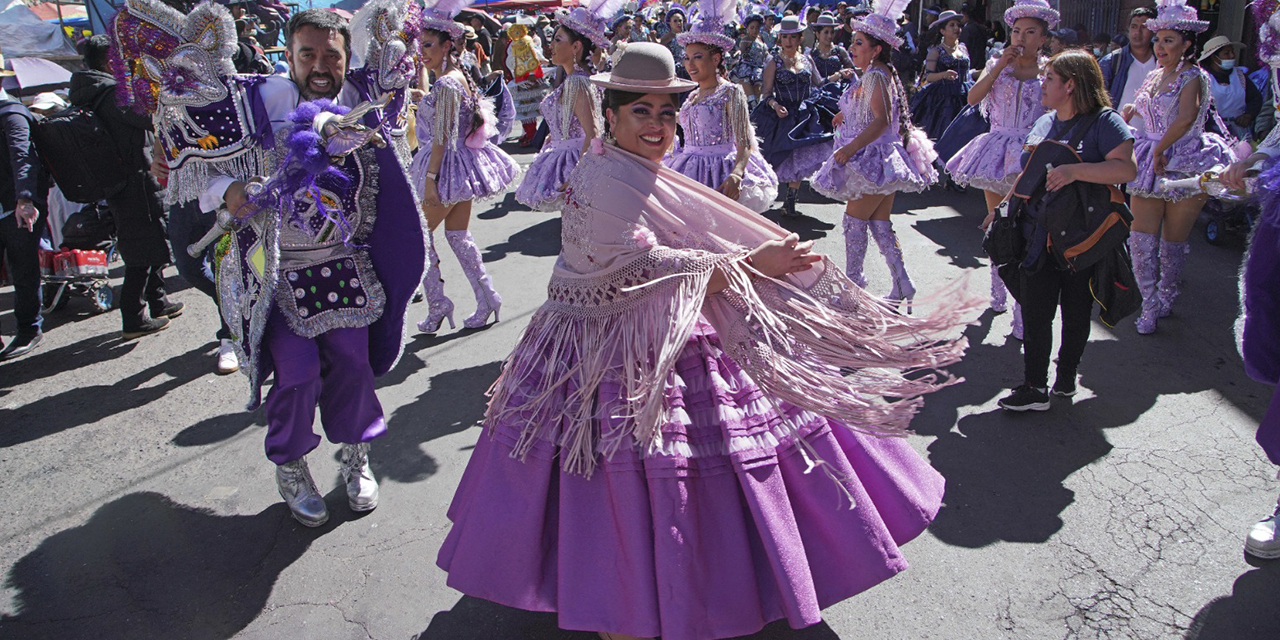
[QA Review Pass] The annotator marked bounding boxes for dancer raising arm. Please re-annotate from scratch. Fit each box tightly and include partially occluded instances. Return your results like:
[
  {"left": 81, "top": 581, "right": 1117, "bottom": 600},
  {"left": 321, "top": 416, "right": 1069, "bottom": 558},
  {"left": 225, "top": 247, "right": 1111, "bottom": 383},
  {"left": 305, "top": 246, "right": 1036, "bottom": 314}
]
[
  {"left": 412, "top": 8, "right": 520, "bottom": 334},
  {"left": 946, "top": 0, "right": 1057, "bottom": 337},
  {"left": 667, "top": 0, "right": 778, "bottom": 213},
  {"left": 812, "top": 0, "right": 938, "bottom": 311}
]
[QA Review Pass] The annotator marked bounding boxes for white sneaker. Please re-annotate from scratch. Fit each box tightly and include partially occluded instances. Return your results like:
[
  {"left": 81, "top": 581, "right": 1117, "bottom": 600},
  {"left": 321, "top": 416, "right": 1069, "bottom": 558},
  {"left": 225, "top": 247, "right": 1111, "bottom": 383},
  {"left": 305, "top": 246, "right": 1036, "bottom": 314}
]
[
  {"left": 1246, "top": 506, "right": 1280, "bottom": 560},
  {"left": 216, "top": 339, "right": 241, "bottom": 375}
]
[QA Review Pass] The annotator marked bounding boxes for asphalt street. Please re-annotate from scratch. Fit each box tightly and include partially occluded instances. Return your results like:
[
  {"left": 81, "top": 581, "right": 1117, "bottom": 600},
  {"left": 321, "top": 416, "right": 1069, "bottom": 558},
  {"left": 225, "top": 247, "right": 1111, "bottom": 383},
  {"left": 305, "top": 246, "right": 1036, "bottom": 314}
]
[{"left": 1, "top": 144, "right": 1278, "bottom": 640}]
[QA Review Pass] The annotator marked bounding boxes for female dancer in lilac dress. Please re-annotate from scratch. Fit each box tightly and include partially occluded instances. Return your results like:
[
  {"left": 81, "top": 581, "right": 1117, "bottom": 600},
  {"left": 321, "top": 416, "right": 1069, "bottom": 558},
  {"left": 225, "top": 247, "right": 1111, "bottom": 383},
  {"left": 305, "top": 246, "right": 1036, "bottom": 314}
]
[
  {"left": 412, "top": 22, "right": 520, "bottom": 333},
  {"left": 668, "top": 0, "right": 778, "bottom": 213},
  {"left": 910, "top": 10, "right": 973, "bottom": 140},
  {"left": 436, "top": 42, "right": 971, "bottom": 640},
  {"left": 1122, "top": 0, "right": 1236, "bottom": 335},
  {"left": 812, "top": 2, "right": 938, "bottom": 310},
  {"left": 753, "top": 16, "right": 833, "bottom": 216},
  {"left": 513, "top": 1, "right": 608, "bottom": 211},
  {"left": 947, "top": 0, "right": 1056, "bottom": 337}
]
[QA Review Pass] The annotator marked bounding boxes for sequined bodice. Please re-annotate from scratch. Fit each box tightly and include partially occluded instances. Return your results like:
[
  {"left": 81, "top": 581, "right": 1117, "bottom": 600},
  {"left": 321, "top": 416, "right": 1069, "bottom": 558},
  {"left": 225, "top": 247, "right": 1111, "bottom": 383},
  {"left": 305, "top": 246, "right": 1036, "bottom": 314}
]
[
  {"left": 836, "top": 68, "right": 900, "bottom": 143},
  {"left": 932, "top": 44, "right": 970, "bottom": 80},
  {"left": 539, "top": 72, "right": 599, "bottom": 142},
  {"left": 809, "top": 45, "right": 847, "bottom": 79},
  {"left": 666, "top": 36, "right": 684, "bottom": 62},
  {"left": 981, "top": 59, "right": 1046, "bottom": 131},
  {"left": 1134, "top": 67, "right": 1212, "bottom": 138},
  {"left": 417, "top": 76, "right": 477, "bottom": 151},
  {"left": 679, "top": 83, "right": 733, "bottom": 146},
  {"left": 772, "top": 55, "right": 815, "bottom": 107}
]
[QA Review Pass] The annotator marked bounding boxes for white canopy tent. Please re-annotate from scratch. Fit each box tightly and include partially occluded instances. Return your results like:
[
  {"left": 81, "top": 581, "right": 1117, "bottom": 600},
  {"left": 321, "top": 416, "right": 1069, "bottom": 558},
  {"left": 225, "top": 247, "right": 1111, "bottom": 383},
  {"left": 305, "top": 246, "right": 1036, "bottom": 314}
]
[{"left": 0, "top": 0, "right": 78, "bottom": 59}]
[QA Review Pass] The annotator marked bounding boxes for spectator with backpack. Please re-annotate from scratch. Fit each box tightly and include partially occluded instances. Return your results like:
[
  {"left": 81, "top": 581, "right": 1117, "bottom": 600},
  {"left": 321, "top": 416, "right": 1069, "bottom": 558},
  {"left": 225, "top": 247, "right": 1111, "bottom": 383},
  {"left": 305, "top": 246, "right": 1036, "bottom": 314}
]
[
  {"left": 0, "top": 68, "right": 49, "bottom": 360},
  {"left": 69, "top": 35, "right": 179, "bottom": 339}
]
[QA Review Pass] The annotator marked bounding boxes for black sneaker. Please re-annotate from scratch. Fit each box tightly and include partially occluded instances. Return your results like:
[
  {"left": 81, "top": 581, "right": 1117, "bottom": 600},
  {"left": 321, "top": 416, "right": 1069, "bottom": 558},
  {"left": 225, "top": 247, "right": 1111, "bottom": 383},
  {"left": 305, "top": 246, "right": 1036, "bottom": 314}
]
[
  {"left": 0, "top": 331, "right": 42, "bottom": 361},
  {"left": 1051, "top": 375, "right": 1077, "bottom": 398},
  {"left": 998, "top": 384, "right": 1051, "bottom": 412},
  {"left": 149, "top": 301, "right": 185, "bottom": 318},
  {"left": 122, "top": 316, "right": 170, "bottom": 340}
]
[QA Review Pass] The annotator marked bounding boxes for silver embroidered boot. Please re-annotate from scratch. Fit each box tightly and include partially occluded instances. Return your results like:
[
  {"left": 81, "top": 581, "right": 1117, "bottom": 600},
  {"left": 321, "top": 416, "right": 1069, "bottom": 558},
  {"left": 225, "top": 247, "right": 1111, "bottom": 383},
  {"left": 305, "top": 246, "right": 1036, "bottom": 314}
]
[
  {"left": 1129, "top": 231, "right": 1160, "bottom": 335},
  {"left": 870, "top": 220, "right": 915, "bottom": 313},
  {"left": 446, "top": 229, "right": 502, "bottom": 328},
  {"left": 1156, "top": 239, "right": 1189, "bottom": 319},
  {"left": 417, "top": 231, "right": 456, "bottom": 333},
  {"left": 276, "top": 457, "right": 329, "bottom": 527},
  {"left": 990, "top": 263, "right": 1008, "bottom": 313},
  {"left": 340, "top": 442, "right": 379, "bottom": 512}
]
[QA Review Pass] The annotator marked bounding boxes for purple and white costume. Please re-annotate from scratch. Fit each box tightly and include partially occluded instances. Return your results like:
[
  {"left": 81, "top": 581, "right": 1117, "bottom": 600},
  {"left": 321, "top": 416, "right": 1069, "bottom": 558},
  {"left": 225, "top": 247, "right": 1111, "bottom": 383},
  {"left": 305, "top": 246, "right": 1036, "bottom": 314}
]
[
  {"left": 410, "top": 75, "right": 520, "bottom": 205},
  {"left": 812, "top": 67, "right": 938, "bottom": 201},
  {"left": 946, "top": 57, "right": 1046, "bottom": 193},
  {"left": 667, "top": 81, "right": 778, "bottom": 213},
  {"left": 1129, "top": 65, "right": 1237, "bottom": 201},
  {"left": 515, "top": 72, "right": 600, "bottom": 211}
]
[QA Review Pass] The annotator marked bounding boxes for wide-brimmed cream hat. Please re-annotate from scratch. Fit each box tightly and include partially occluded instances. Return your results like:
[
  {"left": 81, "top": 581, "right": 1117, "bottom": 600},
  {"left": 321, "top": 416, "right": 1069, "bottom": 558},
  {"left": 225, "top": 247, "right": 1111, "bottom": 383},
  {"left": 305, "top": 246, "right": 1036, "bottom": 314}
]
[
  {"left": 590, "top": 42, "right": 697, "bottom": 93},
  {"left": 1198, "top": 35, "right": 1244, "bottom": 63}
]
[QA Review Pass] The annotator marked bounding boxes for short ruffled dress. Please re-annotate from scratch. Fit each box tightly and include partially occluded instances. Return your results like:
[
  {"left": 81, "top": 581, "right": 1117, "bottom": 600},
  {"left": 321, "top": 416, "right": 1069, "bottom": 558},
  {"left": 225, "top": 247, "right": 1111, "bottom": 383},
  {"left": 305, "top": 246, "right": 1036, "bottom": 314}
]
[
  {"left": 752, "top": 54, "right": 834, "bottom": 182},
  {"left": 812, "top": 68, "right": 938, "bottom": 201},
  {"left": 808, "top": 45, "right": 853, "bottom": 132},
  {"left": 515, "top": 72, "right": 600, "bottom": 211},
  {"left": 946, "top": 58, "right": 1046, "bottom": 193},
  {"left": 1128, "top": 66, "right": 1238, "bottom": 201},
  {"left": 667, "top": 82, "right": 779, "bottom": 213},
  {"left": 409, "top": 75, "right": 520, "bottom": 206},
  {"left": 437, "top": 321, "right": 944, "bottom": 640},
  {"left": 729, "top": 38, "right": 769, "bottom": 86},
  {"left": 909, "top": 44, "right": 973, "bottom": 140}
]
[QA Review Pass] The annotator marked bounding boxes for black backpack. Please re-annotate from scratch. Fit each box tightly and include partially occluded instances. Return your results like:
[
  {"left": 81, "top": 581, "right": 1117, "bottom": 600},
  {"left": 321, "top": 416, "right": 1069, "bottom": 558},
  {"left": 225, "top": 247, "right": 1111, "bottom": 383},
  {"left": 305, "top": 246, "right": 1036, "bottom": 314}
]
[
  {"left": 60, "top": 203, "right": 116, "bottom": 250},
  {"left": 33, "top": 94, "right": 129, "bottom": 204}
]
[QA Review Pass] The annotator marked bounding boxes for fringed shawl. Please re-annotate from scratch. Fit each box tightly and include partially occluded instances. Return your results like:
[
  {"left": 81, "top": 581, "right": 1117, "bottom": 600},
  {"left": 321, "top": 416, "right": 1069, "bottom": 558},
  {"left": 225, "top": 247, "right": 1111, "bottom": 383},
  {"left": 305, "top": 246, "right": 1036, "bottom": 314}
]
[{"left": 486, "top": 142, "right": 979, "bottom": 476}]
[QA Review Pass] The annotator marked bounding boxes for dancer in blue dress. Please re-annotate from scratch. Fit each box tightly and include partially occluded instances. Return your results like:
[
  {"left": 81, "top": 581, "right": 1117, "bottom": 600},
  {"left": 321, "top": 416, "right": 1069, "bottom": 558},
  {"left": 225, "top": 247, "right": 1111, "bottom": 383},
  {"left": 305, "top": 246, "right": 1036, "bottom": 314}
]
[
  {"left": 752, "top": 15, "right": 833, "bottom": 216},
  {"left": 910, "top": 10, "right": 973, "bottom": 140}
]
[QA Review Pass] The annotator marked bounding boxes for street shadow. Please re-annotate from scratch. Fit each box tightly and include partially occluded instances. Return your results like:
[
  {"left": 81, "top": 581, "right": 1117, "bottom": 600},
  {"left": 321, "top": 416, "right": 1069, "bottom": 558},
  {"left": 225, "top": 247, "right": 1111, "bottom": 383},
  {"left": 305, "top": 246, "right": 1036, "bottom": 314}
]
[
  {"left": 372, "top": 360, "right": 504, "bottom": 484},
  {"left": 0, "top": 492, "right": 315, "bottom": 640},
  {"left": 172, "top": 412, "right": 261, "bottom": 447},
  {"left": 1184, "top": 566, "right": 1280, "bottom": 639},
  {"left": 0, "top": 342, "right": 211, "bottom": 448},
  {"left": 418, "top": 596, "right": 842, "bottom": 640},
  {"left": 760, "top": 209, "right": 837, "bottom": 242},
  {"left": 475, "top": 191, "right": 526, "bottom": 221},
  {"left": 481, "top": 217, "right": 562, "bottom": 261},
  {"left": 912, "top": 213, "right": 989, "bottom": 270},
  {"left": 0, "top": 331, "right": 139, "bottom": 390}
]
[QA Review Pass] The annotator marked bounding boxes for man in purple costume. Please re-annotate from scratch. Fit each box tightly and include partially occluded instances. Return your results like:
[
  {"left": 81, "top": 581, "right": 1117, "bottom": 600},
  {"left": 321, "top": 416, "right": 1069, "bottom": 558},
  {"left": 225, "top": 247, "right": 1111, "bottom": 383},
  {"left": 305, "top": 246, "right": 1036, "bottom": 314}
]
[
  {"left": 195, "top": 8, "right": 424, "bottom": 527},
  {"left": 1227, "top": 1, "right": 1280, "bottom": 559}
]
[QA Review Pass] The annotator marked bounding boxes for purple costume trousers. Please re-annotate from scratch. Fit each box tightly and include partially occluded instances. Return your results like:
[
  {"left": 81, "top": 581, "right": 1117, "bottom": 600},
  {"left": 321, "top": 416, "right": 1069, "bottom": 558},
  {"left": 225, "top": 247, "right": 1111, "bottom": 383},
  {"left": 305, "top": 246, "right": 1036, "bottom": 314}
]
[{"left": 261, "top": 310, "right": 387, "bottom": 465}]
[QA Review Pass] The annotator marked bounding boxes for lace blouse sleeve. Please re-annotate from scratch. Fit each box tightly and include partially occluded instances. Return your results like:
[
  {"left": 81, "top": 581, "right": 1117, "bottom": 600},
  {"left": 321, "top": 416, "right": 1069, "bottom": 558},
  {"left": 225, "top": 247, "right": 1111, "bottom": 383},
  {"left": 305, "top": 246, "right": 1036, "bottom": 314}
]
[
  {"left": 726, "top": 83, "right": 757, "bottom": 153},
  {"left": 431, "top": 77, "right": 462, "bottom": 148}
]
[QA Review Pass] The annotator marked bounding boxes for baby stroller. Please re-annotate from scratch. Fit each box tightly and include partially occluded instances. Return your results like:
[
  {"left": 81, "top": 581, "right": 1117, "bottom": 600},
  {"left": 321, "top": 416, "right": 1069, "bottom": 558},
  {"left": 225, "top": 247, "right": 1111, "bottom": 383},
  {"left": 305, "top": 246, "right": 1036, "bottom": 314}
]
[
  {"left": 41, "top": 203, "right": 117, "bottom": 314},
  {"left": 1202, "top": 196, "right": 1259, "bottom": 246}
]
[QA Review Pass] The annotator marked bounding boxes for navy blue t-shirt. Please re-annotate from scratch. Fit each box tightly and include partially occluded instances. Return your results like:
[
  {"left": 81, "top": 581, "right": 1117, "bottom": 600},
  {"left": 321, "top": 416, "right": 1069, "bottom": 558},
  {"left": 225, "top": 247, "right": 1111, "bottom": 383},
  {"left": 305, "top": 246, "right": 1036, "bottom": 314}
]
[{"left": 1022, "top": 109, "right": 1134, "bottom": 166}]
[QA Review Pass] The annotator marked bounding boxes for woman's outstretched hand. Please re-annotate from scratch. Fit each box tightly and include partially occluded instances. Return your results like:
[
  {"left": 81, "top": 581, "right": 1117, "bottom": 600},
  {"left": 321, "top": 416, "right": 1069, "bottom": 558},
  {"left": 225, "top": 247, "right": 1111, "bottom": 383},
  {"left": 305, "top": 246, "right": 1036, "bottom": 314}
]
[{"left": 748, "top": 233, "right": 821, "bottom": 277}]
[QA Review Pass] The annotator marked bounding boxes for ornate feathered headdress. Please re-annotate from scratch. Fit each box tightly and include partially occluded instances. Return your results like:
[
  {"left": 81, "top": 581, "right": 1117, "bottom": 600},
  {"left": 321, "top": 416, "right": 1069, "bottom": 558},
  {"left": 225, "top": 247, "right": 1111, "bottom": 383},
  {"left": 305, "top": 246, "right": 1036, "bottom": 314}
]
[
  {"left": 350, "top": 0, "right": 424, "bottom": 88},
  {"left": 850, "top": 0, "right": 909, "bottom": 49},
  {"left": 421, "top": 0, "right": 473, "bottom": 39},
  {"left": 1146, "top": 0, "right": 1210, "bottom": 34},
  {"left": 560, "top": 0, "right": 625, "bottom": 48},
  {"left": 1253, "top": 0, "right": 1280, "bottom": 67},
  {"left": 676, "top": 0, "right": 736, "bottom": 50},
  {"left": 1003, "top": 0, "right": 1060, "bottom": 30},
  {"left": 109, "top": 0, "right": 237, "bottom": 115}
]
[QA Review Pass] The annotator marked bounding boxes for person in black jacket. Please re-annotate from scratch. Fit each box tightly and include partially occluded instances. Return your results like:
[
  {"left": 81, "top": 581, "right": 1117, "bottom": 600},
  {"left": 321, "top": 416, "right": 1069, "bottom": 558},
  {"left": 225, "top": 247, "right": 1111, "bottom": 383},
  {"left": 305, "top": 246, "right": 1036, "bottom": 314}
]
[
  {"left": 70, "top": 35, "right": 179, "bottom": 338},
  {"left": 0, "top": 85, "right": 49, "bottom": 360},
  {"left": 986, "top": 50, "right": 1137, "bottom": 411}
]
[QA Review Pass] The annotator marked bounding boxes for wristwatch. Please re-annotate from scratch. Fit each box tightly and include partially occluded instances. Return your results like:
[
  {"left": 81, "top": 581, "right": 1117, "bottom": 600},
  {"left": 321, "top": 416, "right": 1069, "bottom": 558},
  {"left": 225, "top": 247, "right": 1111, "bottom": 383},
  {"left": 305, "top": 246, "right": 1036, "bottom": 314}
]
[{"left": 426, "top": 171, "right": 438, "bottom": 181}]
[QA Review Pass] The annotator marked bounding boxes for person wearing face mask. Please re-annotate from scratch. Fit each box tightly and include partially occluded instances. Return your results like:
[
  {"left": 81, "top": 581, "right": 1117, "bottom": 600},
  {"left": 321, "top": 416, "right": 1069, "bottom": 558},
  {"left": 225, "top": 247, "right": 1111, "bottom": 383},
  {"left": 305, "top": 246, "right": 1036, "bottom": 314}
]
[
  {"left": 1200, "top": 35, "right": 1264, "bottom": 142},
  {"left": 436, "top": 41, "right": 972, "bottom": 640},
  {"left": 1121, "top": 1, "right": 1237, "bottom": 336}
]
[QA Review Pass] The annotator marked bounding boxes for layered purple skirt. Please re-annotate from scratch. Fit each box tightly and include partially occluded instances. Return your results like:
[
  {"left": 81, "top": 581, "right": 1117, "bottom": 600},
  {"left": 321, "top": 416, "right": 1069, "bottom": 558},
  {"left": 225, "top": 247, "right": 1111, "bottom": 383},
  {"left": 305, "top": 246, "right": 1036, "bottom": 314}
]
[
  {"left": 437, "top": 324, "right": 944, "bottom": 640},
  {"left": 812, "top": 136, "right": 937, "bottom": 202},
  {"left": 409, "top": 140, "right": 519, "bottom": 206},
  {"left": 1129, "top": 131, "right": 1236, "bottom": 201},
  {"left": 516, "top": 137, "right": 585, "bottom": 211},
  {"left": 945, "top": 125, "right": 1029, "bottom": 194},
  {"left": 666, "top": 143, "right": 780, "bottom": 214}
]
